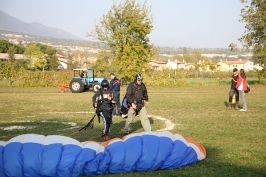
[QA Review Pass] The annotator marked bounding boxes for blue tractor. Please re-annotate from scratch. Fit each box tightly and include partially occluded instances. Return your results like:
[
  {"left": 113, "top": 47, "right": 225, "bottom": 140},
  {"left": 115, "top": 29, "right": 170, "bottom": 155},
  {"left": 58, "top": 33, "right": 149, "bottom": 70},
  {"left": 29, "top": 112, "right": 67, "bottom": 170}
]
[{"left": 69, "top": 69, "right": 106, "bottom": 93}]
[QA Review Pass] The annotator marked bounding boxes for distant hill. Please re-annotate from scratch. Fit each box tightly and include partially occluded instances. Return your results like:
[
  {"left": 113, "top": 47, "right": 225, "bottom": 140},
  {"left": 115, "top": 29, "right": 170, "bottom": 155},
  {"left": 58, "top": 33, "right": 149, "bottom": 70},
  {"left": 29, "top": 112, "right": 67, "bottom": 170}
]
[{"left": 0, "top": 10, "right": 82, "bottom": 41}]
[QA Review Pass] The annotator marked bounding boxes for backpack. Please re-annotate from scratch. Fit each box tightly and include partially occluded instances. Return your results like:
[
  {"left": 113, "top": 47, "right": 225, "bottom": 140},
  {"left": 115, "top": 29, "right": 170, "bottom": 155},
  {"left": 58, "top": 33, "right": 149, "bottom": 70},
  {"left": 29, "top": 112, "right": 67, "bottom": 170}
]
[{"left": 120, "top": 96, "right": 131, "bottom": 118}]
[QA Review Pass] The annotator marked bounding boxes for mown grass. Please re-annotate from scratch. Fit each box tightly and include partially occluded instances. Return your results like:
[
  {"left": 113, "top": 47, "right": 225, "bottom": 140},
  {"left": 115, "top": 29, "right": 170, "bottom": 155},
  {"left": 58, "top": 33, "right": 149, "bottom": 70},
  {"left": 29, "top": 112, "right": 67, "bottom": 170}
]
[{"left": 0, "top": 84, "right": 266, "bottom": 177}]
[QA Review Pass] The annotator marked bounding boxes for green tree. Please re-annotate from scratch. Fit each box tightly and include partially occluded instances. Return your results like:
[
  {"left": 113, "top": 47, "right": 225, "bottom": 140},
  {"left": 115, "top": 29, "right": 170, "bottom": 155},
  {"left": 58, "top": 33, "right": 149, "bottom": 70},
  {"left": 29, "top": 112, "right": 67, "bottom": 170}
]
[
  {"left": 32, "top": 42, "right": 48, "bottom": 54},
  {"left": 90, "top": 0, "right": 155, "bottom": 83},
  {"left": 45, "top": 46, "right": 59, "bottom": 70},
  {"left": 239, "top": 0, "right": 266, "bottom": 84},
  {"left": 91, "top": 49, "right": 113, "bottom": 77},
  {"left": 7, "top": 46, "right": 16, "bottom": 62},
  {"left": 24, "top": 43, "right": 46, "bottom": 70},
  {"left": 0, "top": 40, "right": 25, "bottom": 54}
]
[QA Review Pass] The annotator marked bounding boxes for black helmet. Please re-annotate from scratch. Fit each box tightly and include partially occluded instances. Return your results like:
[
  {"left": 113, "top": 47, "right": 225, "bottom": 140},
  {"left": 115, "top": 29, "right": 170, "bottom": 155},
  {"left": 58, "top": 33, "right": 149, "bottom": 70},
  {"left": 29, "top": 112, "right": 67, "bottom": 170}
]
[
  {"left": 101, "top": 79, "right": 109, "bottom": 88},
  {"left": 135, "top": 73, "right": 143, "bottom": 81}
]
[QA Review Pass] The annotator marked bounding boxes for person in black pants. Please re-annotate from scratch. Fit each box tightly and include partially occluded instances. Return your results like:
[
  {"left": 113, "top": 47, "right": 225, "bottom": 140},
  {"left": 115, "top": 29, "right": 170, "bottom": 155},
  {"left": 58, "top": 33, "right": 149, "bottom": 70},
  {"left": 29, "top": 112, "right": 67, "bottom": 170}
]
[
  {"left": 109, "top": 73, "right": 121, "bottom": 116},
  {"left": 92, "top": 79, "right": 117, "bottom": 141},
  {"left": 227, "top": 68, "right": 239, "bottom": 109}
]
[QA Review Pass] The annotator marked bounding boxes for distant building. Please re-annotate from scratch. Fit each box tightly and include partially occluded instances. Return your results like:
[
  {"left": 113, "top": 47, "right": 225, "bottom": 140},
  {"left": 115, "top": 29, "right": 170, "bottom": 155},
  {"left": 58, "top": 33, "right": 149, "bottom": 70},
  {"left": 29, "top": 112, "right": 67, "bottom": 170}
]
[
  {"left": 148, "top": 60, "right": 167, "bottom": 70},
  {"left": 165, "top": 59, "right": 187, "bottom": 70},
  {"left": 217, "top": 59, "right": 253, "bottom": 71},
  {"left": 166, "top": 59, "right": 178, "bottom": 69}
]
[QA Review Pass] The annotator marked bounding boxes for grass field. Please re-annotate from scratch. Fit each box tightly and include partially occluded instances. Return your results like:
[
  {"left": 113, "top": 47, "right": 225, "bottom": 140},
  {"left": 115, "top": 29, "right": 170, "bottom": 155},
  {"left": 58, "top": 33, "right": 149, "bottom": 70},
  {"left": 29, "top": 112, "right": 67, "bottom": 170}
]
[{"left": 0, "top": 84, "right": 266, "bottom": 177}]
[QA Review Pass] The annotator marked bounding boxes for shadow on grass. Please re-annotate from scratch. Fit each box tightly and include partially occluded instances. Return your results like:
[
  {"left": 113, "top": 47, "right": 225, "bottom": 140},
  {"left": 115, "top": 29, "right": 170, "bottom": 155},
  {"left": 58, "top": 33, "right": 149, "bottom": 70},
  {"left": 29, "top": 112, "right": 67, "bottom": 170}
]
[
  {"left": 189, "top": 146, "right": 266, "bottom": 177},
  {"left": 85, "top": 146, "right": 266, "bottom": 177},
  {"left": 224, "top": 101, "right": 229, "bottom": 107},
  {"left": 74, "top": 116, "right": 156, "bottom": 142}
]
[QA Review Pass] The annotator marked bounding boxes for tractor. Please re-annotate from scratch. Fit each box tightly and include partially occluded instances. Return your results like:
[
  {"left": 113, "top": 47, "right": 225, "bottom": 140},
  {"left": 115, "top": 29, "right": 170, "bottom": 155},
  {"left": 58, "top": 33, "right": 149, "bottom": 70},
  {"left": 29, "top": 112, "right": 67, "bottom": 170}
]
[{"left": 69, "top": 69, "right": 106, "bottom": 93}]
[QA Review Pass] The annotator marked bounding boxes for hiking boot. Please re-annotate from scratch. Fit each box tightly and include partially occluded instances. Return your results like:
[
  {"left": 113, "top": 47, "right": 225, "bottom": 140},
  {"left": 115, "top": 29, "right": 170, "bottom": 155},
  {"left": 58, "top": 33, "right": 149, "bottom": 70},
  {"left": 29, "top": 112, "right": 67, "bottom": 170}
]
[{"left": 102, "top": 135, "right": 111, "bottom": 141}]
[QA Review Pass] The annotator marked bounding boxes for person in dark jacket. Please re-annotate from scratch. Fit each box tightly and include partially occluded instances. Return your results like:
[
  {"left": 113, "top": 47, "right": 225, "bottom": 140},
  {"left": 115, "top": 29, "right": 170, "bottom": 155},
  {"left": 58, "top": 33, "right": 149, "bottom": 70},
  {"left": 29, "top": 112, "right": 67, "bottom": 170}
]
[
  {"left": 92, "top": 79, "right": 117, "bottom": 141},
  {"left": 109, "top": 73, "right": 121, "bottom": 116},
  {"left": 227, "top": 68, "right": 239, "bottom": 109},
  {"left": 124, "top": 73, "right": 151, "bottom": 135}
]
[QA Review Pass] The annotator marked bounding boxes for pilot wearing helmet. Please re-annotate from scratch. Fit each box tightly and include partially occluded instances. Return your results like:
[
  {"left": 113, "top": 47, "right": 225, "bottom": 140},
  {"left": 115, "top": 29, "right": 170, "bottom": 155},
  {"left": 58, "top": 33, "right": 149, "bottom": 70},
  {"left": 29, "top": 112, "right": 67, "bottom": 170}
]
[
  {"left": 92, "top": 79, "right": 117, "bottom": 141},
  {"left": 123, "top": 73, "right": 151, "bottom": 135}
]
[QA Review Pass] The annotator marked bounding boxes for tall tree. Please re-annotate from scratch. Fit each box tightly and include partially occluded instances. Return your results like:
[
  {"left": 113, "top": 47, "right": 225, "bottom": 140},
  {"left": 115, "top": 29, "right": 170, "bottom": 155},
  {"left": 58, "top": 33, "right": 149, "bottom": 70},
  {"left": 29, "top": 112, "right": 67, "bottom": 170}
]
[
  {"left": 24, "top": 43, "right": 46, "bottom": 71},
  {"left": 90, "top": 0, "right": 155, "bottom": 82},
  {"left": 239, "top": 0, "right": 266, "bottom": 66},
  {"left": 45, "top": 46, "right": 59, "bottom": 70},
  {"left": 0, "top": 40, "right": 25, "bottom": 54},
  {"left": 7, "top": 46, "right": 16, "bottom": 62},
  {"left": 239, "top": 0, "right": 266, "bottom": 84},
  {"left": 91, "top": 49, "right": 113, "bottom": 78}
]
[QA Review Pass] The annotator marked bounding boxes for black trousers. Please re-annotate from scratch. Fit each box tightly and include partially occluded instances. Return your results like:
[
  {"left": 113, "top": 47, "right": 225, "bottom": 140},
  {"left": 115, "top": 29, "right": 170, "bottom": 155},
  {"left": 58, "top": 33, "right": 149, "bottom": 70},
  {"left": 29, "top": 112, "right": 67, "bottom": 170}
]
[{"left": 99, "top": 111, "right": 112, "bottom": 136}]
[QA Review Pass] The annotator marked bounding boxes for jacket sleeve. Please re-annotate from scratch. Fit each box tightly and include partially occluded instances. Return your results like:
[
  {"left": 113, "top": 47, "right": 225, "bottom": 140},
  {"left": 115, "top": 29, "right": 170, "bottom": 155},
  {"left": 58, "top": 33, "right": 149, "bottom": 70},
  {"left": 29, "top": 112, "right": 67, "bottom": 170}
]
[{"left": 92, "top": 90, "right": 100, "bottom": 106}]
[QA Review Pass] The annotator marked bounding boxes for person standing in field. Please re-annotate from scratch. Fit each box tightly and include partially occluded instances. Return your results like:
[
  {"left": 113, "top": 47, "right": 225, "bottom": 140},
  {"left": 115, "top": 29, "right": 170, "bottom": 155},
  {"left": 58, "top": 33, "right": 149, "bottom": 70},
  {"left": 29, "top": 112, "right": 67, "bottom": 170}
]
[
  {"left": 92, "top": 79, "right": 117, "bottom": 141},
  {"left": 227, "top": 68, "right": 239, "bottom": 109},
  {"left": 109, "top": 73, "right": 121, "bottom": 116},
  {"left": 235, "top": 69, "right": 248, "bottom": 111},
  {"left": 124, "top": 73, "right": 151, "bottom": 135}
]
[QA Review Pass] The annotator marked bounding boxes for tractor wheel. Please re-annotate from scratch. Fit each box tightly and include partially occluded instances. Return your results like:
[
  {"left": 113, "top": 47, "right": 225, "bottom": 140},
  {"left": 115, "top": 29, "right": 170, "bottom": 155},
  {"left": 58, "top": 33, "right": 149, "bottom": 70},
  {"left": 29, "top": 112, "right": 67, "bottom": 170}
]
[
  {"left": 92, "top": 83, "right": 101, "bottom": 93},
  {"left": 69, "top": 79, "right": 84, "bottom": 93}
]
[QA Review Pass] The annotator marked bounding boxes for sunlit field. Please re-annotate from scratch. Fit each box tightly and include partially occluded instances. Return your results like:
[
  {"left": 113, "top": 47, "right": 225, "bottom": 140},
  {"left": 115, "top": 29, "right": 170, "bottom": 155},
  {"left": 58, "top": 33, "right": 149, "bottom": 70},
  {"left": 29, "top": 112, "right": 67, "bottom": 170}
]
[{"left": 0, "top": 84, "right": 265, "bottom": 177}]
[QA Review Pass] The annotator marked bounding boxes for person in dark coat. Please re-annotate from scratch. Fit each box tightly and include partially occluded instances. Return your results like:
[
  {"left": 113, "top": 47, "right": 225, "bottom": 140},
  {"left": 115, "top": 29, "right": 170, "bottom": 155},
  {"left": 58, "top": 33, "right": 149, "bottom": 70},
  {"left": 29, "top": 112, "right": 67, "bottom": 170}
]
[
  {"left": 92, "top": 79, "right": 117, "bottom": 141},
  {"left": 227, "top": 68, "right": 239, "bottom": 109},
  {"left": 109, "top": 73, "right": 121, "bottom": 116},
  {"left": 124, "top": 73, "right": 151, "bottom": 135}
]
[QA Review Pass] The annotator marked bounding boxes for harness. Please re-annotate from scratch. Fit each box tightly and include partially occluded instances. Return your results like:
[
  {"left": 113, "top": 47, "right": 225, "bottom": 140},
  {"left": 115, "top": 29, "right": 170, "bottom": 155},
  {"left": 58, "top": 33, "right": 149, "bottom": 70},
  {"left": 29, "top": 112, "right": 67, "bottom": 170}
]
[
  {"left": 95, "top": 88, "right": 114, "bottom": 122},
  {"left": 132, "top": 83, "right": 147, "bottom": 110},
  {"left": 79, "top": 88, "right": 114, "bottom": 132}
]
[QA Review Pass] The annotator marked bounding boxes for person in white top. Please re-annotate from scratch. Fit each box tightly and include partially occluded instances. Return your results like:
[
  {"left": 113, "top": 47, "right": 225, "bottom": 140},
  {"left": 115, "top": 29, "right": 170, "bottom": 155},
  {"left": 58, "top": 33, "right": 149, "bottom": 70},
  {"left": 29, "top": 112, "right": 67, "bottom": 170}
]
[{"left": 235, "top": 69, "right": 248, "bottom": 111}]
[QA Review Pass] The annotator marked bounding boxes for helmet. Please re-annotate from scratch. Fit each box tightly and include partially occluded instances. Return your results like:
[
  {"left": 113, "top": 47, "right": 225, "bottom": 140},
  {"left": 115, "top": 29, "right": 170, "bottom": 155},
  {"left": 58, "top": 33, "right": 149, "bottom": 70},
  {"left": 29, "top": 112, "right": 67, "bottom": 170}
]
[
  {"left": 101, "top": 79, "right": 109, "bottom": 88},
  {"left": 135, "top": 73, "right": 143, "bottom": 81}
]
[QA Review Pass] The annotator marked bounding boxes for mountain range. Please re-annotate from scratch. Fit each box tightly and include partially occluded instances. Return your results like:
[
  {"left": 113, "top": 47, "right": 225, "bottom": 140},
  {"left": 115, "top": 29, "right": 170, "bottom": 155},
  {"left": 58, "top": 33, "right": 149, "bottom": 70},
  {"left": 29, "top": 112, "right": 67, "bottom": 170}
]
[{"left": 0, "top": 10, "right": 82, "bottom": 41}]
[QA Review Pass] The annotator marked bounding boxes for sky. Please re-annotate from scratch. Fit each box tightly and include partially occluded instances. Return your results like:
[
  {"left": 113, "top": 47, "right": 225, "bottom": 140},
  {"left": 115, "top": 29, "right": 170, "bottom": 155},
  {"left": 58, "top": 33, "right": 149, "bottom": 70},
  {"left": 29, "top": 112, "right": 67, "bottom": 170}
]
[{"left": 0, "top": 0, "right": 246, "bottom": 48}]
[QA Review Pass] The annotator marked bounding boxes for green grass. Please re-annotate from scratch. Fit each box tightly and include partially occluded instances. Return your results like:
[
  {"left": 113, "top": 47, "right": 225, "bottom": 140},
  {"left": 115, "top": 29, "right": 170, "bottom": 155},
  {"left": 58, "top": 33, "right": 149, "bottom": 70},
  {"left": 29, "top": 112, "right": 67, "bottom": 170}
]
[{"left": 0, "top": 85, "right": 266, "bottom": 177}]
